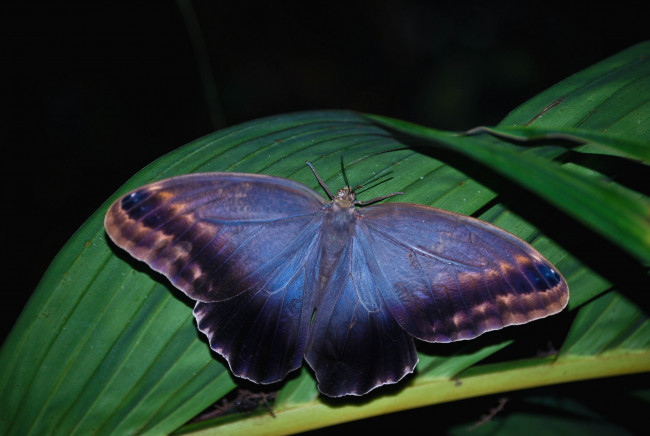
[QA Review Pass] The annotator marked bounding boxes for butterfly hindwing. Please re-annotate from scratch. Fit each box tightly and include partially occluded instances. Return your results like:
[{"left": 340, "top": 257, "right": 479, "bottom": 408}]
[
  {"left": 305, "top": 234, "right": 418, "bottom": 397},
  {"left": 194, "top": 220, "right": 321, "bottom": 383},
  {"left": 358, "top": 202, "right": 569, "bottom": 343}
]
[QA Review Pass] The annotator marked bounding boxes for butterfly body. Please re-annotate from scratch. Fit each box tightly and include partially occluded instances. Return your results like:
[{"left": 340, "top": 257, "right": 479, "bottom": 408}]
[{"left": 105, "top": 169, "right": 568, "bottom": 397}]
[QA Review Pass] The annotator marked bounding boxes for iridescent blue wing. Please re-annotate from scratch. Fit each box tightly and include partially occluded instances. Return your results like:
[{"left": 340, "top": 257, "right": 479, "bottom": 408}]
[
  {"left": 305, "top": 236, "right": 418, "bottom": 397},
  {"left": 104, "top": 173, "right": 327, "bottom": 384},
  {"left": 357, "top": 203, "right": 569, "bottom": 343},
  {"left": 106, "top": 170, "right": 569, "bottom": 397}
]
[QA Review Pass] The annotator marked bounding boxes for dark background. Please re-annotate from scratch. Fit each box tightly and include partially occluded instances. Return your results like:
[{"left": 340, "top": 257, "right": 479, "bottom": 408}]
[{"left": 2, "top": 1, "right": 648, "bottom": 432}]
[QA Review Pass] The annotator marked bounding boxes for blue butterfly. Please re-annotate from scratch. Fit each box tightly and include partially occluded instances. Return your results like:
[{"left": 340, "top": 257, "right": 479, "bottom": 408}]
[{"left": 104, "top": 163, "right": 568, "bottom": 397}]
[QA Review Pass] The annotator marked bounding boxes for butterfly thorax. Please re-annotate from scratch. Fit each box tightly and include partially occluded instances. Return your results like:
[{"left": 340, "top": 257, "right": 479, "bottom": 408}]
[
  {"left": 326, "top": 191, "right": 357, "bottom": 233},
  {"left": 313, "top": 194, "right": 358, "bottom": 303}
]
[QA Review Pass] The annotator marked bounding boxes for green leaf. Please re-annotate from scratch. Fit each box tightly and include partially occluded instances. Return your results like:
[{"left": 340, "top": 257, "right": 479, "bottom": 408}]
[
  {"left": 466, "top": 125, "right": 650, "bottom": 163},
  {"left": 365, "top": 41, "right": 650, "bottom": 264},
  {"left": 365, "top": 115, "right": 650, "bottom": 264},
  {"left": 448, "top": 393, "right": 642, "bottom": 435},
  {"left": 2, "top": 44, "right": 649, "bottom": 435}
]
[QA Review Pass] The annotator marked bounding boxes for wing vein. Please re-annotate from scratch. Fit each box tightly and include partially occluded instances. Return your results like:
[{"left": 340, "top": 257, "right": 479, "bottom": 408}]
[{"left": 365, "top": 222, "right": 482, "bottom": 270}]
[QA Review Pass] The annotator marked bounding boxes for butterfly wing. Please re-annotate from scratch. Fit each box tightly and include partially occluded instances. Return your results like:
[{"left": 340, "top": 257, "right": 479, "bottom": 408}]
[
  {"left": 357, "top": 203, "right": 569, "bottom": 343},
  {"left": 105, "top": 172, "right": 327, "bottom": 383},
  {"left": 305, "top": 232, "right": 418, "bottom": 397},
  {"left": 105, "top": 171, "right": 569, "bottom": 396}
]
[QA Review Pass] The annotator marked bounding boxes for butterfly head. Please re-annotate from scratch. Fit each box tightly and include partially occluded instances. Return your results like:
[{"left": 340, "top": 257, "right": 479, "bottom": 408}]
[
  {"left": 305, "top": 160, "right": 403, "bottom": 208},
  {"left": 335, "top": 187, "right": 357, "bottom": 204},
  {"left": 330, "top": 187, "right": 358, "bottom": 220}
]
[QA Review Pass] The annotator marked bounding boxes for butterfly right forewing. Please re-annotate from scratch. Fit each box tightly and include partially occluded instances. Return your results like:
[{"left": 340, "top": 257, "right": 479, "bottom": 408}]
[{"left": 357, "top": 202, "right": 569, "bottom": 344}]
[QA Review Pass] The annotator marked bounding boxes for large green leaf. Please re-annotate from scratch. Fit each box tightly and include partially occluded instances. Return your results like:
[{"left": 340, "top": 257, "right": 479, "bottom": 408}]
[{"left": 1, "top": 43, "right": 648, "bottom": 435}]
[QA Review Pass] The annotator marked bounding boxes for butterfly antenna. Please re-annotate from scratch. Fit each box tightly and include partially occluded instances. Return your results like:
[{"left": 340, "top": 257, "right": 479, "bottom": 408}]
[
  {"left": 340, "top": 157, "right": 373, "bottom": 194},
  {"left": 356, "top": 191, "right": 404, "bottom": 206},
  {"left": 305, "top": 161, "right": 335, "bottom": 199},
  {"left": 354, "top": 172, "right": 393, "bottom": 195},
  {"left": 345, "top": 165, "right": 404, "bottom": 204},
  {"left": 340, "top": 157, "right": 352, "bottom": 189}
]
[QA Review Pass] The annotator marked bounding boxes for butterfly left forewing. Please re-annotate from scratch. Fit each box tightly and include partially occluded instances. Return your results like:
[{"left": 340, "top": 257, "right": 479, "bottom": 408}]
[
  {"left": 358, "top": 202, "right": 569, "bottom": 343},
  {"left": 105, "top": 173, "right": 327, "bottom": 301}
]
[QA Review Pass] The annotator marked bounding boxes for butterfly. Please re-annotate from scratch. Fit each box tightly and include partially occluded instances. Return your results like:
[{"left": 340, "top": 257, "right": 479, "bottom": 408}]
[{"left": 104, "top": 162, "right": 569, "bottom": 397}]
